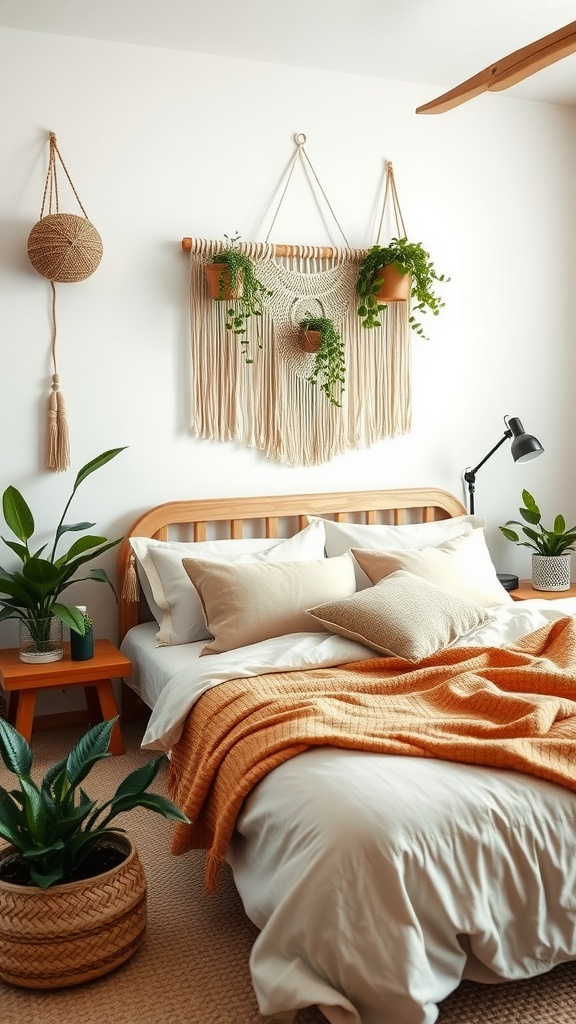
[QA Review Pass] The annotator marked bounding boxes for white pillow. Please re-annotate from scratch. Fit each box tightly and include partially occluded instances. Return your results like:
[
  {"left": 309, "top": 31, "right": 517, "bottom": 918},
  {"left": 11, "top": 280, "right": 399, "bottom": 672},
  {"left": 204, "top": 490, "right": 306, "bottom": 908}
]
[
  {"left": 130, "top": 534, "right": 281, "bottom": 627},
  {"left": 351, "top": 528, "right": 512, "bottom": 609},
  {"left": 308, "top": 513, "right": 485, "bottom": 589},
  {"left": 181, "top": 552, "right": 356, "bottom": 655},
  {"left": 131, "top": 519, "right": 327, "bottom": 646},
  {"left": 308, "top": 569, "right": 494, "bottom": 661}
]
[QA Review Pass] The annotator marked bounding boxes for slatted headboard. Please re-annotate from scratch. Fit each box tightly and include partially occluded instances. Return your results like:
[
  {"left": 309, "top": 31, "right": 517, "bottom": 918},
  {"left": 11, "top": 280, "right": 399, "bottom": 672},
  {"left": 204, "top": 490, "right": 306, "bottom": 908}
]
[{"left": 118, "top": 487, "right": 466, "bottom": 642}]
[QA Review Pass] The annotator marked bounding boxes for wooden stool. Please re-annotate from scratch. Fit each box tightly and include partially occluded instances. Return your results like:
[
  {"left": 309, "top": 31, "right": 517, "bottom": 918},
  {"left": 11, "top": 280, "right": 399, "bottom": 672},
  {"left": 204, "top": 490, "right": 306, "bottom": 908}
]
[{"left": 0, "top": 639, "right": 131, "bottom": 755}]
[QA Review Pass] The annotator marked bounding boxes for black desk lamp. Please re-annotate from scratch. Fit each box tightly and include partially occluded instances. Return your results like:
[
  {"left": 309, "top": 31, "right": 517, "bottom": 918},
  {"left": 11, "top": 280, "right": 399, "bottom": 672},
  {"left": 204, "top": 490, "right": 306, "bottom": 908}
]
[{"left": 464, "top": 415, "right": 544, "bottom": 514}]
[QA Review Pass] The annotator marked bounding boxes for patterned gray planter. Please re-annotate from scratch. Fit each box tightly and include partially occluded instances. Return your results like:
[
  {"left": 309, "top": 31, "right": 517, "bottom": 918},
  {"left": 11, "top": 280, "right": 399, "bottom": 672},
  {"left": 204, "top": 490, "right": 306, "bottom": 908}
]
[{"left": 531, "top": 553, "right": 571, "bottom": 592}]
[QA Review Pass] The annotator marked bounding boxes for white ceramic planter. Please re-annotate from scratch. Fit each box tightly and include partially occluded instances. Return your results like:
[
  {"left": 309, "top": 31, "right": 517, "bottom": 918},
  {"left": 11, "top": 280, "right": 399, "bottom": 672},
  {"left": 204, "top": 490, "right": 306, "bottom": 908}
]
[{"left": 531, "top": 553, "right": 571, "bottom": 592}]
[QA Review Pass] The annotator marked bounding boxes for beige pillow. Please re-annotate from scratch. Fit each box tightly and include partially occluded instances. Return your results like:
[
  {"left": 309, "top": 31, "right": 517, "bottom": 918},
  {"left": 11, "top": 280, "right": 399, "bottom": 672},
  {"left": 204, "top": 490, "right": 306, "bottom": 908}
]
[
  {"left": 351, "top": 528, "right": 512, "bottom": 609},
  {"left": 308, "top": 569, "right": 494, "bottom": 661},
  {"left": 182, "top": 552, "right": 356, "bottom": 655},
  {"left": 131, "top": 519, "right": 327, "bottom": 646},
  {"left": 307, "top": 513, "right": 485, "bottom": 589}
]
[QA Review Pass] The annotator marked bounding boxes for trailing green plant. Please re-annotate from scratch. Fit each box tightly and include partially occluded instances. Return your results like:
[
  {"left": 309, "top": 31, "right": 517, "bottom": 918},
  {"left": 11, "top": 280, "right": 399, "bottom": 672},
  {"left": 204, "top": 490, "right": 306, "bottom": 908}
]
[
  {"left": 357, "top": 237, "right": 448, "bottom": 337},
  {"left": 209, "top": 233, "right": 273, "bottom": 363},
  {"left": 0, "top": 717, "right": 189, "bottom": 888},
  {"left": 0, "top": 448, "right": 126, "bottom": 641},
  {"left": 300, "top": 316, "right": 346, "bottom": 408},
  {"left": 499, "top": 490, "right": 576, "bottom": 555}
]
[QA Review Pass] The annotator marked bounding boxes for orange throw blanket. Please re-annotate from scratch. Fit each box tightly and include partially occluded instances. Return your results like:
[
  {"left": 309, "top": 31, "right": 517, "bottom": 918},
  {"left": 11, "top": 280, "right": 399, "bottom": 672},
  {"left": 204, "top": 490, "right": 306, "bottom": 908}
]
[{"left": 168, "top": 617, "right": 576, "bottom": 889}]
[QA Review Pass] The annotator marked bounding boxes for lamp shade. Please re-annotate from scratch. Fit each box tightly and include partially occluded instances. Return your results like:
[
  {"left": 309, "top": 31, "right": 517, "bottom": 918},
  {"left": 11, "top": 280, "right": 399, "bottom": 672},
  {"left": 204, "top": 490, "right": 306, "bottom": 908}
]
[{"left": 507, "top": 417, "right": 544, "bottom": 464}]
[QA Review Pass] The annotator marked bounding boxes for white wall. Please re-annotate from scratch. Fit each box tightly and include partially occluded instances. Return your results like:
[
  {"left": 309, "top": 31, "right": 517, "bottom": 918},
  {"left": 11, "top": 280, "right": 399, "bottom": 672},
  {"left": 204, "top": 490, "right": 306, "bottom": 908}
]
[{"left": 1, "top": 27, "right": 576, "bottom": 708}]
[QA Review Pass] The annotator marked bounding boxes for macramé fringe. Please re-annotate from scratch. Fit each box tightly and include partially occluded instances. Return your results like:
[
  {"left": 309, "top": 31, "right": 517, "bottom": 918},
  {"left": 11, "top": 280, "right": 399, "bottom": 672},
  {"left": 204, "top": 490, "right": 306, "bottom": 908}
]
[{"left": 188, "top": 249, "right": 411, "bottom": 467}]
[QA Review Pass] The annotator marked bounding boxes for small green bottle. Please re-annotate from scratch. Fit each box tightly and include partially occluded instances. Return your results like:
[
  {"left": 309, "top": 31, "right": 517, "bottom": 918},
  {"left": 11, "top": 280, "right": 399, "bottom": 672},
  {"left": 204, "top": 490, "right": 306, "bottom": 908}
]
[{"left": 70, "top": 606, "right": 94, "bottom": 661}]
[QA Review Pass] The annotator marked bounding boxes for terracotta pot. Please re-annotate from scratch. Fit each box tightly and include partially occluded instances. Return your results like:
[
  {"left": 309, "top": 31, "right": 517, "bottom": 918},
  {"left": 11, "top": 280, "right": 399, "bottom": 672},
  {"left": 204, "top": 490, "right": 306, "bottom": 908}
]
[
  {"left": 298, "top": 328, "right": 321, "bottom": 353},
  {"left": 0, "top": 835, "right": 147, "bottom": 988},
  {"left": 374, "top": 264, "right": 412, "bottom": 302},
  {"left": 204, "top": 262, "right": 244, "bottom": 300}
]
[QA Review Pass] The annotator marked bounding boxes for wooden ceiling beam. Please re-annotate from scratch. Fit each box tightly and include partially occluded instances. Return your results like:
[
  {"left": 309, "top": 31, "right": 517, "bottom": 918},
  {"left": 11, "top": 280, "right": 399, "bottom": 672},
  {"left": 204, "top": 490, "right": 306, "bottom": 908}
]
[{"left": 416, "top": 20, "right": 576, "bottom": 114}]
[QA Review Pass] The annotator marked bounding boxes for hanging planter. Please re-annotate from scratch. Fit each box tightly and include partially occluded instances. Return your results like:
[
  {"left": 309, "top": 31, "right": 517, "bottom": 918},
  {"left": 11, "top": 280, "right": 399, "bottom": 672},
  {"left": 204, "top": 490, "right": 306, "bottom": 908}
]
[
  {"left": 26, "top": 131, "right": 103, "bottom": 471},
  {"left": 357, "top": 162, "right": 448, "bottom": 338},
  {"left": 204, "top": 234, "right": 272, "bottom": 363},
  {"left": 297, "top": 325, "right": 321, "bottom": 353},
  {"left": 299, "top": 316, "right": 346, "bottom": 408},
  {"left": 373, "top": 262, "right": 412, "bottom": 303},
  {"left": 27, "top": 212, "right": 102, "bottom": 284},
  {"left": 204, "top": 261, "right": 244, "bottom": 300}
]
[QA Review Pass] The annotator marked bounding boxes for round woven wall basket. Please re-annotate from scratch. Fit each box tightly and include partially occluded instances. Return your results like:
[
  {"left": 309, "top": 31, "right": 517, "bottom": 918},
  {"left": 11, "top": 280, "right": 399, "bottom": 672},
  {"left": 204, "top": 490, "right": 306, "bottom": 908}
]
[
  {"left": 27, "top": 212, "right": 103, "bottom": 283},
  {"left": 0, "top": 835, "right": 147, "bottom": 988}
]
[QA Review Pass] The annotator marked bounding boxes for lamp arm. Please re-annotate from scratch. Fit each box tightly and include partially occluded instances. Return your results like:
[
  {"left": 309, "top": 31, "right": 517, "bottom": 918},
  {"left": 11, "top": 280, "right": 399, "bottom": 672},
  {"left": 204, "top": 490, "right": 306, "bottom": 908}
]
[{"left": 464, "top": 429, "right": 512, "bottom": 513}]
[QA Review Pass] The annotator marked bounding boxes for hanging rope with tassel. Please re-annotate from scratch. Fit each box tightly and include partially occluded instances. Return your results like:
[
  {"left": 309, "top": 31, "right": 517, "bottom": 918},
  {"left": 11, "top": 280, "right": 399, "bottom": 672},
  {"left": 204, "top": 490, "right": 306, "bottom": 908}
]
[{"left": 27, "top": 130, "right": 103, "bottom": 471}]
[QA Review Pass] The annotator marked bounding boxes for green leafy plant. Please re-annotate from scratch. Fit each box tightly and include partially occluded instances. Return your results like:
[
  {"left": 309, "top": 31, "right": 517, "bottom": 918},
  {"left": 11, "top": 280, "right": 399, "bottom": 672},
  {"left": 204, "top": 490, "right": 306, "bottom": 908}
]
[
  {"left": 300, "top": 316, "right": 346, "bottom": 408},
  {"left": 0, "top": 448, "right": 126, "bottom": 641},
  {"left": 0, "top": 717, "right": 189, "bottom": 888},
  {"left": 208, "top": 233, "right": 273, "bottom": 363},
  {"left": 499, "top": 490, "right": 576, "bottom": 555},
  {"left": 357, "top": 237, "right": 448, "bottom": 337}
]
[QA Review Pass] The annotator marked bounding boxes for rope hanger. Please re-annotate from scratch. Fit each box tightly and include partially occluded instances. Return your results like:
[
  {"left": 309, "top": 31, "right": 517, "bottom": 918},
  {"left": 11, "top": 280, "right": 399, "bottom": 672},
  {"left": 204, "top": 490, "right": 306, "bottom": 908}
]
[
  {"left": 27, "top": 131, "right": 103, "bottom": 472},
  {"left": 182, "top": 133, "right": 358, "bottom": 260}
]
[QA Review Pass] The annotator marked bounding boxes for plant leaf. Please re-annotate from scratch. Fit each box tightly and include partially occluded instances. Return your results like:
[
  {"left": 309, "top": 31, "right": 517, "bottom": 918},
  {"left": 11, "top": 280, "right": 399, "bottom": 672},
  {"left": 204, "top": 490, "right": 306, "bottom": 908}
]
[
  {"left": 0, "top": 718, "right": 33, "bottom": 775},
  {"left": 2, "top": 487, "right": 34, "bottom": 543},
  {"left": 65, "top": 719, "right": 115, "bottom": 788},
  {"left": 72, "top": 448, "right": 127, "bottom": 492}
]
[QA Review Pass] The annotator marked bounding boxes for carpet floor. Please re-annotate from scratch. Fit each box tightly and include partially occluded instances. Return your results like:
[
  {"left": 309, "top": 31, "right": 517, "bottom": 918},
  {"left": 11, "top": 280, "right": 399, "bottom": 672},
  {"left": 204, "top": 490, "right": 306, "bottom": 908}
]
[{"left": 1, "top": 721, "right": 576, "bottom": 1023}]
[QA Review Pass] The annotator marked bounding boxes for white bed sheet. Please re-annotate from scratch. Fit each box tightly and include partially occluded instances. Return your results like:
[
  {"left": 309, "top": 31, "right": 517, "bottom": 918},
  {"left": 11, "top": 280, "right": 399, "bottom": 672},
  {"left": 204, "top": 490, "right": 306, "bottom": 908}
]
[{"left": 121, "top": 598, "right": 576, "bottom": 1024}]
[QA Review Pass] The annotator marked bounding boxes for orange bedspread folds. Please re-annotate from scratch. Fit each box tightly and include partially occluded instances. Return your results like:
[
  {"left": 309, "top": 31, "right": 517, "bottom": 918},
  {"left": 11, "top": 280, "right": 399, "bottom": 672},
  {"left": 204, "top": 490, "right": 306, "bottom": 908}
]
[{"left": 168, "top": 616, "right": 576, "bottom": 889}]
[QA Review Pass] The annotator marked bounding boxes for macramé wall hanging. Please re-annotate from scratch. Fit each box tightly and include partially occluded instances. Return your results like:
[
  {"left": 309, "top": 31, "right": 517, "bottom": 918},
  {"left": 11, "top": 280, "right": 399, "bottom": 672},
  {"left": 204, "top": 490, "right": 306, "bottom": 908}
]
[
  {"left": 183, "top": 139, "right": 446, "bottom": 467},
  {"left": 27, "top": 131, "right": 103, "bottom": 471}
]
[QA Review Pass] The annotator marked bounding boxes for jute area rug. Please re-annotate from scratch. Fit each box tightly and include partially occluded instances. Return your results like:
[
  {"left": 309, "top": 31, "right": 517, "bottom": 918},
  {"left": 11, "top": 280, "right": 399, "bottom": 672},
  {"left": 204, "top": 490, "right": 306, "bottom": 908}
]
[{"left": 1, "top": 721, "right": 576, "bottom": 1024}]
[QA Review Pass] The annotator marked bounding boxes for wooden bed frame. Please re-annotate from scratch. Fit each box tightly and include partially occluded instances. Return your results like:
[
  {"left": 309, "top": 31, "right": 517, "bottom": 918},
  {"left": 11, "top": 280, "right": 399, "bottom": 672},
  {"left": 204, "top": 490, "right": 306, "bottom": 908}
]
[{"left": 118, "top": 486, "right": 467, "bottom": 643}]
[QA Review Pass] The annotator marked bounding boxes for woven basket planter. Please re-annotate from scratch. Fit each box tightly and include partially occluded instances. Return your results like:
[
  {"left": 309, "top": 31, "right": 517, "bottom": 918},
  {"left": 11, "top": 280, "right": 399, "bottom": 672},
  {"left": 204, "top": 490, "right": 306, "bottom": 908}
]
[
  {"left": 0, "top": 835, "right": 147, "bottom": 989},
  {"left": 374, "top": 264, "right": 412, "bottom": 302}
]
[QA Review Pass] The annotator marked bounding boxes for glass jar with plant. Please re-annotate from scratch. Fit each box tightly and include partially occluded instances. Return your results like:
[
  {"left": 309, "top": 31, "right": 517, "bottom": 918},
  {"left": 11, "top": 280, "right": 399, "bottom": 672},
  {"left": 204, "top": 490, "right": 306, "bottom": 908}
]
[
  {"left": 356, "top": 237, "right": 448, "bottom": 338},
  {"left": 0, "top": 448, "right": 126, "bottom": 662},
  {"left": 299, "top": 315, "right": 346, "bottom": 408},
  {"left": 205, "top": 233, "right": 273, "bottom": 363}
]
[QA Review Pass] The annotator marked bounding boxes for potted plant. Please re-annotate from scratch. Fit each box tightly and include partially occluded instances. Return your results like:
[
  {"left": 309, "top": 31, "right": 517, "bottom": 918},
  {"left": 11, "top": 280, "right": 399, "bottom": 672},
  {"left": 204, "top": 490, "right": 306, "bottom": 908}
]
[
  {"left": 499, "top": 489, "right": 576, "bottom": 591},
  {"left": 0, "top": 716, "right": 189, "bottom": 988},
  {"left": 356, "top": 237, "right": 448, "bottom": 338},
  {"left": 0, "top": 448, "right": 125, "bottom": 663},
  {"left": 298, "top": 316, "right": 346, "bottom": 408},
  {"left": 204, "top": 233, "right": 272, "bottom": 363}
]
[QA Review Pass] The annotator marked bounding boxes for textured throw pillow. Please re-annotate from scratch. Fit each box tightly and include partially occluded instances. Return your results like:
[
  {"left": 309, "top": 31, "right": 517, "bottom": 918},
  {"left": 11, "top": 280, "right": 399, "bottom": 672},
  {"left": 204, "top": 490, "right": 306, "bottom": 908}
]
[
  {"left": 352, "top": 528, "right": 512, "bottom": 609},
  {"left": 308, "top": 569, "right": 494, "bottom": 661},
  {"left": 182, "top": 552, "right": 356, "bottom": 655},
  {"left": 307, "top": 513, "right": 485, "bottom": 589},
  {"left": 131, "top": 519, "right": 327, "bottom": 646}
]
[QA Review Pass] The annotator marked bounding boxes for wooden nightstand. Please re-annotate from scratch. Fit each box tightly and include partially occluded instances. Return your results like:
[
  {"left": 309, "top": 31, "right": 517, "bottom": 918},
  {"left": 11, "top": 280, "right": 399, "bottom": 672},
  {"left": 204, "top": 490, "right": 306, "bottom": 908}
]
[
  {"left": 510, "top": 579, "right": 576, "bottom": 601},
  {"left": 0, "top": 639, "right": 131, "bottom": 754}
]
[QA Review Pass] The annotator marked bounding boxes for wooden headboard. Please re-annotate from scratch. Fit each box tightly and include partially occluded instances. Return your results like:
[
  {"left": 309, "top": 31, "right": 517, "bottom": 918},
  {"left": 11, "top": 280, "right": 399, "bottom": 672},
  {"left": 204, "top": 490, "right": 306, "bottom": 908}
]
[{"left": 118, "top": 487, "right": 466, "bottom": 642}]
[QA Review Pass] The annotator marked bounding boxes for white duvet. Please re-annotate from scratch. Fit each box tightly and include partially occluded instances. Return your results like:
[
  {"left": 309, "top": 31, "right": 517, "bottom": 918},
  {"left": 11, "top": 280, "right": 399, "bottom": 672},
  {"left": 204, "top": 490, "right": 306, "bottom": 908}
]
[{"left": 122, "top": 598, "right": 576, "bottom": 1024}]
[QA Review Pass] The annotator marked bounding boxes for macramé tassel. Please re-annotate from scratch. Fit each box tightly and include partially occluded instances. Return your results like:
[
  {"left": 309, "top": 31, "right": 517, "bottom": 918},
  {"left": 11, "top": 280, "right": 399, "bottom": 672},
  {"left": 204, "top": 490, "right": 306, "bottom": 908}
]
[
  {"left": 121, "top": 552, "right": 140, "bottom": 603},
  {"left": 47, "top": 373, "right": 70, "bottom": 472}
]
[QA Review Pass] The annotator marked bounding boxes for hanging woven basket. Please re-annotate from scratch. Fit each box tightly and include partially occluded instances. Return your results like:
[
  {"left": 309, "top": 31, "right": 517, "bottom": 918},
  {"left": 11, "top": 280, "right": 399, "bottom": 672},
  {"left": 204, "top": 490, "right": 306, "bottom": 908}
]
[{"left": 27, "top": 212, "right": 103, "bottom": 283}]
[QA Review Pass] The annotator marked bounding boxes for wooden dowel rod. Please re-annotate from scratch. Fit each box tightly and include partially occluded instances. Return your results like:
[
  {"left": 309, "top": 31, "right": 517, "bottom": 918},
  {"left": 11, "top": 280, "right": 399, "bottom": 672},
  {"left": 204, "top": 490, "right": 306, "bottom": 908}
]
[{"left": 181, "top": 237, "right": 364, "bottom": 259}]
